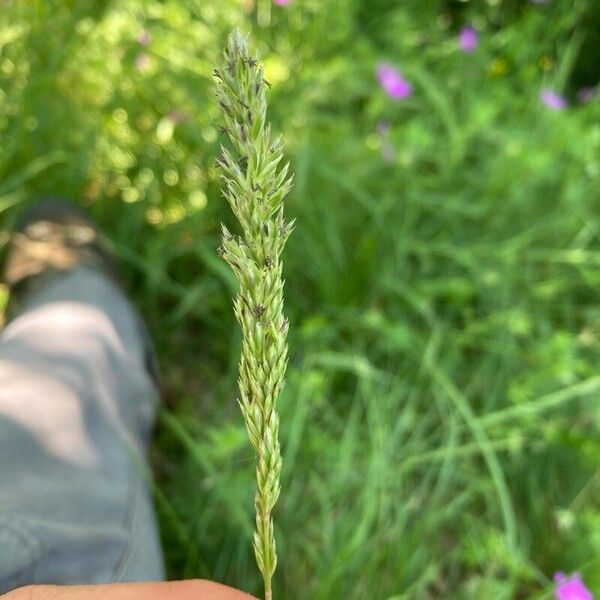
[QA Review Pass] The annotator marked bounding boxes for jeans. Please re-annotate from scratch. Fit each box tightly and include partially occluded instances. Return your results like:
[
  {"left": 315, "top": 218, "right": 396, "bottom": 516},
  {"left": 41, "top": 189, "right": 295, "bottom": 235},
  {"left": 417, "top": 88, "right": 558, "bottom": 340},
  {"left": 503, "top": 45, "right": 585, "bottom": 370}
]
[{"left": 0, "top": 266, "right": 164, "bottom": 593}]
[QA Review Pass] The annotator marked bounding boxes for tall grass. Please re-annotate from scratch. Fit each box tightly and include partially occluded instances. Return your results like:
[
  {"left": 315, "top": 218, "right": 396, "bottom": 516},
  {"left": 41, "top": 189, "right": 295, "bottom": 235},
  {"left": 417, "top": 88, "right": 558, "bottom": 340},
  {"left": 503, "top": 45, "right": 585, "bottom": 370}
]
[{"left": 0, "top": 1, "right": 599, "bottom": 598}]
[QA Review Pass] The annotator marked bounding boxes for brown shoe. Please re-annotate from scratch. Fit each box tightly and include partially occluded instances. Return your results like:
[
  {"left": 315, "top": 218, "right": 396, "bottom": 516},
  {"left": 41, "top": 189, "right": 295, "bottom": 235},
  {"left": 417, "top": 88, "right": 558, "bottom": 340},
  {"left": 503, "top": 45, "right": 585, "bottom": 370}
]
[{"left": 2, "top": 197, "right": 119, "bottom": 321}]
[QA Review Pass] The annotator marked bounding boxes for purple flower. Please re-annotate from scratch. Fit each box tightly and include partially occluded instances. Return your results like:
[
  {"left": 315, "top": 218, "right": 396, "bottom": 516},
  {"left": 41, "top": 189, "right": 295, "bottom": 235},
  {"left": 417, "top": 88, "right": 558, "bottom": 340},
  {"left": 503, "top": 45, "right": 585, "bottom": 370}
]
[
  {"left": 554, "top": 572, "right": 593, "bottom": 600},
  {"left": 459, "top": 26, "right": 478, "bottom": 53},
  {"left": 273, "top": 0, "right": 292, "bottom": 5},
  {"left": 376, "top": 64, "right": 412, "bottom": 100},
  {"left": 540, "top": 89, "right": 567, "bottom": 110}
]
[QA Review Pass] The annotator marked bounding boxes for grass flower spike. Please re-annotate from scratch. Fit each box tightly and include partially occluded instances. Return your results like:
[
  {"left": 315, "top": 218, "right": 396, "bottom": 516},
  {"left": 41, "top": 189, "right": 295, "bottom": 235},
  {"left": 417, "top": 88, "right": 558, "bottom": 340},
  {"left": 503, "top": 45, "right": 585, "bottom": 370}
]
[{"left": 214, "top": 30, "right": 293, "bottom": 600}]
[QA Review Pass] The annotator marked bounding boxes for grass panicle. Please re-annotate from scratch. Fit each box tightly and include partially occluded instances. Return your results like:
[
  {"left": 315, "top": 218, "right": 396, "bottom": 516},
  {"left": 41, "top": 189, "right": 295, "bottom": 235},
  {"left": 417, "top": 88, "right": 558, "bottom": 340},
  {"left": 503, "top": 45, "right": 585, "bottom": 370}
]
[{"left": 215, "top": 30, "right": 293, "bottom": 600}]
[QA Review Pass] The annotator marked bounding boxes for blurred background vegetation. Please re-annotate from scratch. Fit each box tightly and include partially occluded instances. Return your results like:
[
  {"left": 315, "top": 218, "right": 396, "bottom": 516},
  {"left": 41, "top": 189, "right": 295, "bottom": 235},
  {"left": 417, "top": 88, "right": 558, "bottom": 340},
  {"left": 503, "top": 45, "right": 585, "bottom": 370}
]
[{"left": 1, "top": 0, "right": 599, "bottom": 598}]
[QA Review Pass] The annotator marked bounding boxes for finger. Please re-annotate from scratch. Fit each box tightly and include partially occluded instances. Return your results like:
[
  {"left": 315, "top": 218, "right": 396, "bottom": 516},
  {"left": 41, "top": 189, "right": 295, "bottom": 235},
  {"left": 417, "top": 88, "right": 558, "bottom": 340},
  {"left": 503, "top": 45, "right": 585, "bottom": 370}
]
[{"left": 2, "top": 580, "right": 258, "bottom": 600}]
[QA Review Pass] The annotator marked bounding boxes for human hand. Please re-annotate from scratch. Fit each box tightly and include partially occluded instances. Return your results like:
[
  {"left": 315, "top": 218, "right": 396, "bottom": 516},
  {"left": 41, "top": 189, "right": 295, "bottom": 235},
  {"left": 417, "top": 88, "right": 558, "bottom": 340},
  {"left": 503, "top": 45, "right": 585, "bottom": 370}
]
[{"left": 1, "top": 580, "right": 258, "bottom": 600}]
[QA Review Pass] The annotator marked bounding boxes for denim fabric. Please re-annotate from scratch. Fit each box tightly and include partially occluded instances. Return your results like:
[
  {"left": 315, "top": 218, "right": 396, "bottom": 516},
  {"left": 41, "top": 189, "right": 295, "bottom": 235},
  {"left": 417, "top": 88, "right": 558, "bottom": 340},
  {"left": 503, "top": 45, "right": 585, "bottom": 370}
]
[{"left": 0, "top": 267, "right": 164, "bottom": 593}]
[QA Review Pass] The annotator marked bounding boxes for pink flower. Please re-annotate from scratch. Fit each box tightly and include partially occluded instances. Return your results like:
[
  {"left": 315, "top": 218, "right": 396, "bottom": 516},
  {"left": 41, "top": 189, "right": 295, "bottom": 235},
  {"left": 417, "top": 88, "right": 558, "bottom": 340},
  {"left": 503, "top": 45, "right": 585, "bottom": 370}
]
[
  {"left": 540, "top": 89, "right": 567, "bottom": 110},
  {"left": 273, "top": 0, "right": 292, "bottom": 5},
  {"left": 554, "top": 572, "right": 593, "bottom": 600},
  {"left": 137, "top": 30, "right": 152, "bottom": 47},
  {"left": 376, "top": 63, "right": 412, "bottom": 100},
  {"left": 459, "top": 26, "right": 478, "bottom": 53}
]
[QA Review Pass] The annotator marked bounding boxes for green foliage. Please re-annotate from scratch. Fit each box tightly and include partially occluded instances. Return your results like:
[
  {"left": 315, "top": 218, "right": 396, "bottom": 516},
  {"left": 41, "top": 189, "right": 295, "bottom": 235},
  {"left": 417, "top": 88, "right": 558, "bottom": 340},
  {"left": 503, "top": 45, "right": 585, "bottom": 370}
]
[{"left": 1, "top": 1, "right": 599, "bottom": 599}]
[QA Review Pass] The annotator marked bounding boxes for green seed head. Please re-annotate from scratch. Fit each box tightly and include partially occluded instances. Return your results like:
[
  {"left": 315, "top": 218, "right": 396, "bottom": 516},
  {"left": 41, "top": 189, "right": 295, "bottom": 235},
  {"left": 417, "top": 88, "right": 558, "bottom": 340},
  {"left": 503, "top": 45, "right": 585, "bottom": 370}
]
[{"left": 216, "top": 29, "right": 293, "bottom": 600}]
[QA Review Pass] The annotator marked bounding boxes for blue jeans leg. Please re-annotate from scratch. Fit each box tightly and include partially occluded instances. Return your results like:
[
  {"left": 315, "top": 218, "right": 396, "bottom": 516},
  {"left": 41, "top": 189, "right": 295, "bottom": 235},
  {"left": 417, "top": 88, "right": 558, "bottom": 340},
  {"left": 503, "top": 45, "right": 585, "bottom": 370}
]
[{"left": 0, "top": 266, "right": 165, "bottom": 593}]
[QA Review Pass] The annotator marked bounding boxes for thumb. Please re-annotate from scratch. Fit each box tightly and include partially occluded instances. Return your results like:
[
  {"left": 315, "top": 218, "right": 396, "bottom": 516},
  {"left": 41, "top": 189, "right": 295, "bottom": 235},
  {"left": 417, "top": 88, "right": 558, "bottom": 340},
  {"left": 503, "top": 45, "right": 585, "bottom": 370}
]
[{"left": 1, "top": 580, "right": 258, "bottom": 600}]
